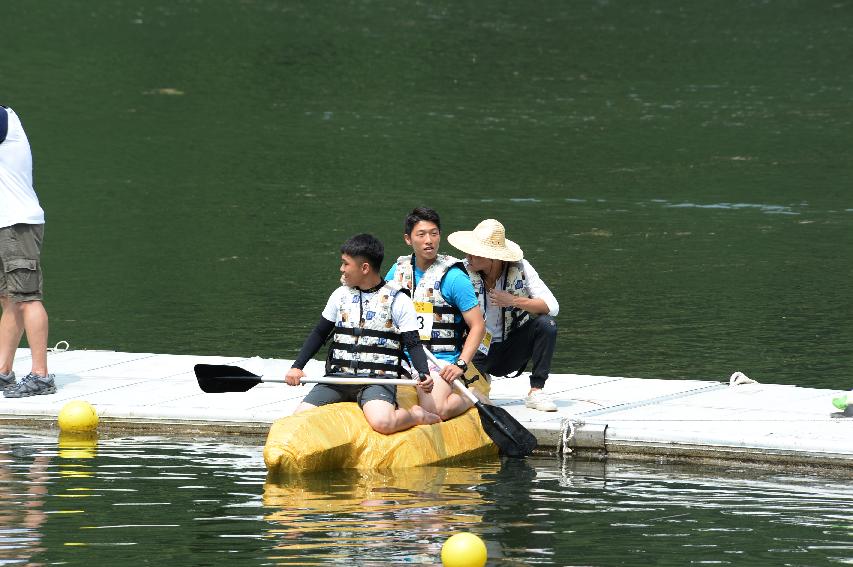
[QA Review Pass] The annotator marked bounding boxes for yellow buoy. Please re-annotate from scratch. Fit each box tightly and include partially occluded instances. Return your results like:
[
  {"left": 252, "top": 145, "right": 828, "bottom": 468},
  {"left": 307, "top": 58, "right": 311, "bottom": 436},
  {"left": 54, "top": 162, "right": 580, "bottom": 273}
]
[
  {"left": 441, "top": 532, "right": 487, "bottom": 567},
  {"left": 57, "top": 400, "right": 99, "bottom": 432}
]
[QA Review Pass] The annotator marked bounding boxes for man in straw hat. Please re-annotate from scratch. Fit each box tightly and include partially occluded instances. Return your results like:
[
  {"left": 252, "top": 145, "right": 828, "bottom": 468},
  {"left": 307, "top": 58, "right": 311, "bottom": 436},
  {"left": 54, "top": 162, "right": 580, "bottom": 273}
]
[
  {"left": 447, "top": 219, "right": 559, "bottom": 412},
  {"left": 386, "top": 207, "right": 486, "bottom": 421}
]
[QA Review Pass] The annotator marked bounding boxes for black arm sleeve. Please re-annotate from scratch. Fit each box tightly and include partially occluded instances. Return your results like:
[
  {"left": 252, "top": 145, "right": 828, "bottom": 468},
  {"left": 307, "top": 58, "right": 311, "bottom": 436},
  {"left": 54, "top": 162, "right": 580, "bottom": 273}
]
[
  {"left": 401, "top": 331, "right": 430, "bottom": 378},
  {"left": 292, "top": 317, "right": 335, "bottom": 369}
]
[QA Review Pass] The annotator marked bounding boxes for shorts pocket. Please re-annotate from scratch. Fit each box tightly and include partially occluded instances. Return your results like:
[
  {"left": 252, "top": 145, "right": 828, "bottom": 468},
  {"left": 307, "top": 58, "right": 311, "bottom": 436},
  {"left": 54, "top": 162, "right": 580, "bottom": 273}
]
[{"left": 3, "top": 258, "right": 39, "bottom": 294}]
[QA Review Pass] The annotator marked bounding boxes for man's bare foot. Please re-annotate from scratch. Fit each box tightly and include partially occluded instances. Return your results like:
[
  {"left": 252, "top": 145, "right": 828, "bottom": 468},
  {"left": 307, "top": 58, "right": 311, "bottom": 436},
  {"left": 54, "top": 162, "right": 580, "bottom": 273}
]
[{"left": 410, "top": 405, "right": 441, "bottom": 425}]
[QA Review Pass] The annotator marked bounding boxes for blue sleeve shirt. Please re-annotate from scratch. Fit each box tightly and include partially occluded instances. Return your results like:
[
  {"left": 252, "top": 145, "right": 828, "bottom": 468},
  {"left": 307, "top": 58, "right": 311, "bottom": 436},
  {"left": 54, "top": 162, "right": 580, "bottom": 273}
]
[
  {"left": 440, "top": 265, "right": 479, "bottom": 315},
  {"left": 384, "top": 264, "right": 397, "bottom": 282},
  {"left": 385, "top": 261, "right": 479, "bottom": 362}
]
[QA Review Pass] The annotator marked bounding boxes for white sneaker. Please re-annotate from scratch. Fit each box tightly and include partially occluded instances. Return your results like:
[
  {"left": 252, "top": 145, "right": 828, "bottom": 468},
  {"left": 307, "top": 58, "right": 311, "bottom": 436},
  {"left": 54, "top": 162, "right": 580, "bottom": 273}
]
[{"left": 525, "top": 390, "right": 557, "bottom": 412}]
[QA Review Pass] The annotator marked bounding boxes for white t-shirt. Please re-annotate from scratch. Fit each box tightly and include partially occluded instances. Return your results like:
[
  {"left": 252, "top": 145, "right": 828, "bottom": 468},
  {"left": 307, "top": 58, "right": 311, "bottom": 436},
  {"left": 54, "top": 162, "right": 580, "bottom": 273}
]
[
  {"left": 0, "top": 108, "right": 45, "bottom": 228},
  {"left": 322, "top": 285, "right": 420, "bottom": 333},
  {"left": 485, "top": 259, "right": 559, "bottom": 343}
]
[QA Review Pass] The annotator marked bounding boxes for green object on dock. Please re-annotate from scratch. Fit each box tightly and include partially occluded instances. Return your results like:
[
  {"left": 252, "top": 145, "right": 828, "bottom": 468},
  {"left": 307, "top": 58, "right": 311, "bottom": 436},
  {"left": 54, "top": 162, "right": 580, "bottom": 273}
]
[{"left": 832, "top": 393, "right": 850, "bottom": 410}]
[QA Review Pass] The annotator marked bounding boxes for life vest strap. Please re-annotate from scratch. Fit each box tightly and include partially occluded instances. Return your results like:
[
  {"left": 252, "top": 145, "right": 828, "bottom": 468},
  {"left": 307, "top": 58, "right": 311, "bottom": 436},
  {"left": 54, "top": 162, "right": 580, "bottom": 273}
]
[
  {"left": 330, "top": 342, "right": 402, "bottom": 357},
  {"left": 334, "top": 326, "right": 400, "bottom": 341},
  {"left": 328, "top": 357, "right": 405, "bottom": 374}
]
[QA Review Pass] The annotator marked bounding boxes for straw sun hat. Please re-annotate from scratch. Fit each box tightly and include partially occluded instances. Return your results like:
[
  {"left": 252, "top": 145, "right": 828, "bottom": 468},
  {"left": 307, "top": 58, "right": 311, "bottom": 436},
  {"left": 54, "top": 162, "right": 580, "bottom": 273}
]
[{"left": 447, "top": 219, "right": 524, "bottom": 262}]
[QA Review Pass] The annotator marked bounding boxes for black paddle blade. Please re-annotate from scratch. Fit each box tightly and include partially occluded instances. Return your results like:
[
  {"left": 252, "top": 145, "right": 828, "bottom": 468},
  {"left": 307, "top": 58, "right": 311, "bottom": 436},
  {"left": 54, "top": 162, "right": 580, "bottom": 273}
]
[
  {"left": 476, "top": 401, "right": 538, "bottom": 458},
  {"left": 194, "top": 364, "right": 262, "bottom": 393}
]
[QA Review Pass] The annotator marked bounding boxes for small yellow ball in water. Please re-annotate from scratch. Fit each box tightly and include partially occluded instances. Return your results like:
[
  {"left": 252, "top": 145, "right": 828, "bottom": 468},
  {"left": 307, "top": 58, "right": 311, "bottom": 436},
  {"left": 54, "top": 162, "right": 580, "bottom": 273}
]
[
  {"left": 441, "top": 532, "right": 487, "bottom": 567},
  {"left": 57, "top": 400, "right": 99, "bottom": 432}
]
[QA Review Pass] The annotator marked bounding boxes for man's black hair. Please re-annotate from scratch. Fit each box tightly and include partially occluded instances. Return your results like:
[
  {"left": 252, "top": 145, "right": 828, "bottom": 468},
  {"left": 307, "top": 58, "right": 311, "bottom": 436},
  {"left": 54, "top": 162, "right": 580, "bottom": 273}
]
[
  {"left": 404, "top": 206, "right": 441, "bottom": 235},
  {"left": 341, "top": 233, "right": 384, "bottom": 273}
]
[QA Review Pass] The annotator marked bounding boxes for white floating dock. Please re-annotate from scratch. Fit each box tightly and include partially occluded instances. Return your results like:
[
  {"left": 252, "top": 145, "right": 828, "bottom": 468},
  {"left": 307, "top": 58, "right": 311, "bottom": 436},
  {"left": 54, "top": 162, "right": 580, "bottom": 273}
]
[{"left": 2, "top": 348, "right": 851, "bottom": 468}]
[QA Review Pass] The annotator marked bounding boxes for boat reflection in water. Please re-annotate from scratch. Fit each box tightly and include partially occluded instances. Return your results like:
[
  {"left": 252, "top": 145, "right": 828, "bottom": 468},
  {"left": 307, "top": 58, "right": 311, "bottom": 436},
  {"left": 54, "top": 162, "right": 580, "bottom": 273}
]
[{"left": 263, "top": 459, "right": 514, "bottom": 564}]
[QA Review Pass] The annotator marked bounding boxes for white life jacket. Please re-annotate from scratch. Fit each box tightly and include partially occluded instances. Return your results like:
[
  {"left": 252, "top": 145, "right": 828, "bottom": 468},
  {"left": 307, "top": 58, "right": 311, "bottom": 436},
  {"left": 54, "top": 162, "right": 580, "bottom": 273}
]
[
  {"left": 467, "top": 260, "right": 535, "bottom": 341},
  {"left": 325, "top": 281, "right": 409, "bottom": 378},
  {"left": 393, "top": 254, "right": 464, "bottom": 353}
]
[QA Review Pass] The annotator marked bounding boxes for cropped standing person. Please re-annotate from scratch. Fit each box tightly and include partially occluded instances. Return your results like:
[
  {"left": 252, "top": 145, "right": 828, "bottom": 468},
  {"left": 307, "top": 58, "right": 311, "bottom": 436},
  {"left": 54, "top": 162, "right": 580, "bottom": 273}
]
[
  {"left": 0, "top": 106, "right": 55, "bottom": 398},
  {"left": 448, "top": 219, "right": 559, "bottom": 412}
]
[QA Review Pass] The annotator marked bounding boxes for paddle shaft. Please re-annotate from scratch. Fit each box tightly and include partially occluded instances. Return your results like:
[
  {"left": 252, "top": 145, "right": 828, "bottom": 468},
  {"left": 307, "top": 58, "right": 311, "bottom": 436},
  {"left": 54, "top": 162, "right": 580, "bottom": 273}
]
[
  {"left": 281, "top": 376, "right": 418, "bottom": 386},
  {"left": 422, "top": 350, "right": 479, "bottom": 402},
  {"left": 424, "top": 349, "right": 537, "bottom": 457},
  {"left": 195, "top": 364, "right": 420, "bottom": 393}
]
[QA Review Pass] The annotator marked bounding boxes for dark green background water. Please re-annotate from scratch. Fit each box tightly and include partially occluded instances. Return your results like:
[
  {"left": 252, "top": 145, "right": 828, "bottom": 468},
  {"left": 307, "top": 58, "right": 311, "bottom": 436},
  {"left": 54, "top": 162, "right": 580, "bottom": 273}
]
[{"left": 4, "top": 0, "right": 851, "bottom": 387}]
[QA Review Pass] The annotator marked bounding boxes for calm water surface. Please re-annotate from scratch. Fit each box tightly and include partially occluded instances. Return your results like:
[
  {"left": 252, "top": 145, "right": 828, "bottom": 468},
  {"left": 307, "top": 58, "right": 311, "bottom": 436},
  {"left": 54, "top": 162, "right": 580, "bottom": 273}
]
[{"left": 1, "top": 430, "right": 851, "bottom": 566}]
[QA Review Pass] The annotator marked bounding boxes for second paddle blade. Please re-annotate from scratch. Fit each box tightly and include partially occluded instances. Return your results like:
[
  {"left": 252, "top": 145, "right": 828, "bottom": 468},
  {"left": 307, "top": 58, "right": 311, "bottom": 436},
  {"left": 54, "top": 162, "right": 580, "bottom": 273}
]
[{"left": 476, "top": 403, "right": 538, "bottom": 458}]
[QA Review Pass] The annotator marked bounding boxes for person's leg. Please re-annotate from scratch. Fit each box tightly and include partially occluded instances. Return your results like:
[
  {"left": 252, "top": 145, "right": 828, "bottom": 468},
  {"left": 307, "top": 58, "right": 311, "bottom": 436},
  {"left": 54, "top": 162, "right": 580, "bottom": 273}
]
[
  {"left": 0, "top": 296, "right": 24, "bottom": 376},
  {"left": 475, "top": 318, "right": 558, "bottom": 411},
  {"left": 0, "top": 224, "right": 48, "bottom": 377},
  {"left": 527, "top": 315, "right": 557, "bottom": 391},
  {"left": 294, "top": 384, "right": 352, "bottom": 414},
  {"left": 361, "top": 399, "right": 440, "bottom": 433},
  {"left": 474, "top": 324, "right": 535, "bottom": 379},
  {"left": 292, "top": 401, "right": 318, "bottom": 414},
  {"left": 360, "top": 384, "right": 440, "bottom": 433},
  {"left": 20, "top": 301, "right": 48, "bottom": 377},
  {"left": 418, "top": 362, "right": 472, "bottom": 421}
]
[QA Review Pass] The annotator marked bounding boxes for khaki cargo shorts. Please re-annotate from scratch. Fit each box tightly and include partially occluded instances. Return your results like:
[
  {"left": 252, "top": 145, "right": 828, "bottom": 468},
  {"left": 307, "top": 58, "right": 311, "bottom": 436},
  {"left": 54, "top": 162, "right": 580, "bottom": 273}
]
[{"left": 0, "top": 223, "right": 45, "bottom": 302}]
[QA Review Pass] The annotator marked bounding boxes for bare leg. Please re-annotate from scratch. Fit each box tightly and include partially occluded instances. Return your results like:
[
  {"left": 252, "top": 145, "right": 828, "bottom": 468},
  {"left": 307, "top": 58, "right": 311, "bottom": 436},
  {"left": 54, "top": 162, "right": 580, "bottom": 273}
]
[
  {"left": 362, "top": 400, "right": 440, "bottom": 434},
  {"left": 420, "top": 376, "right": 473, "bottom": 421},
  {"left": 292, "top": 401, "right": 318, "bottom": 414},
  {"left": 0, "top": 297, "right": 25, "bottom": 375},
  {"left": 19, "top": 301, "right": 49, "bottom": 376}
]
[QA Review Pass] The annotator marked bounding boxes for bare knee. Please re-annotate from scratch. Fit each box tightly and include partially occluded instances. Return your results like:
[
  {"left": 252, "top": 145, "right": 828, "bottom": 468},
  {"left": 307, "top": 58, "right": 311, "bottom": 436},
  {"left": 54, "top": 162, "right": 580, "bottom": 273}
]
[
  {"left": 435, "top": 395, "right": 470, "bottom": 421},
  {"left": 292, "top": 402, "right": 317, "bottom": 415},
  {"left": 19, "top": 300, "right": 47, "bottom": 318},
  {"left": 365, "top": 414, "right": 395, "bottom": 434},
  {"left": 436, "top": 403, "right": 455, "bottom": 421}
]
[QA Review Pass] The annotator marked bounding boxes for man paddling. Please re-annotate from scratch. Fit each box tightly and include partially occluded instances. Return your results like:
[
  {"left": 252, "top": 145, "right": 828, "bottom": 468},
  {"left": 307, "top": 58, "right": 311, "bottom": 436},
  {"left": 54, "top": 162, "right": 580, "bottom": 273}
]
[
  {"left": 447, "top": 219, "right": 560, "bottom": 412},
  {"left": 386, "top": 207, "right": 486, "bottom": 421},
  {"left": 284, "top": 233, "right": 441, "bottom": 434}
]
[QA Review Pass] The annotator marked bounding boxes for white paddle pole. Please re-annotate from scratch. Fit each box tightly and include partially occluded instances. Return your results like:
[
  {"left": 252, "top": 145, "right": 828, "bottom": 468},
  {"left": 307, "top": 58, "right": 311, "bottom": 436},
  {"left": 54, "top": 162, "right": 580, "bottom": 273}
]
[{"left": 423, "top": 348, "right": 480, "bottom": 405}]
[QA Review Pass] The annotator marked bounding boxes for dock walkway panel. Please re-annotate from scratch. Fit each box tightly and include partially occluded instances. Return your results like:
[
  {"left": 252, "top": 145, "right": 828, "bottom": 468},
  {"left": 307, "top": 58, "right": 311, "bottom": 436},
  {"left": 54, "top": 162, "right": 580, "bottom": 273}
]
[{"left": 2, "top": 348, "right": 851, "bottom": 466}]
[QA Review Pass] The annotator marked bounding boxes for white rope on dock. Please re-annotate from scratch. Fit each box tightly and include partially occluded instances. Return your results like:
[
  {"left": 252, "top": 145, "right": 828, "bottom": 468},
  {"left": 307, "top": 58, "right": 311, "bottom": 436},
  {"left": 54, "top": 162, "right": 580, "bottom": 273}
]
[
  {"left": 560, "top": 417, "right": 578, "bottom": 456},
  {"left": 49, "top": 340, "right": 70, "bottom": 352}
]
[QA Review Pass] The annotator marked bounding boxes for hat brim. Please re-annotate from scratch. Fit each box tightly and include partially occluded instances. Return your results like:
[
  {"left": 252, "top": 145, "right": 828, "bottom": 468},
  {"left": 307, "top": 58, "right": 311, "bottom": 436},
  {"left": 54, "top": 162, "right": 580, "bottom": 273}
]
[{"left": 447, "top": 231, "right": 524, "bottom": 262}]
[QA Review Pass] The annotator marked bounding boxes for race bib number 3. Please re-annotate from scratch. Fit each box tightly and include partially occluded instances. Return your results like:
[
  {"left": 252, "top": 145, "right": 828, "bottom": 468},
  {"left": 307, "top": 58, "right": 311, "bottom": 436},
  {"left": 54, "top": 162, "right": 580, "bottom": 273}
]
[{"left": 414, "top": 301, "right": 434, "bottom": 341}]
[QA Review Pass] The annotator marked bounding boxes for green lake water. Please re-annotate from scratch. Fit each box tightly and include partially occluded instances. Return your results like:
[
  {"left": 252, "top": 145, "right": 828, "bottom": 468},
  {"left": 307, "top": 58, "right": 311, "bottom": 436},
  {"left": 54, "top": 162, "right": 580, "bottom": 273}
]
[
  {"left": 3, "top": 0, "right": 853, "bottom": 564},
  {"left": 4, "top": 0, "right": 851, "bottom": 387},
  {"left": 1, "top": 430, "right": 852, "bottom": 566}
]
